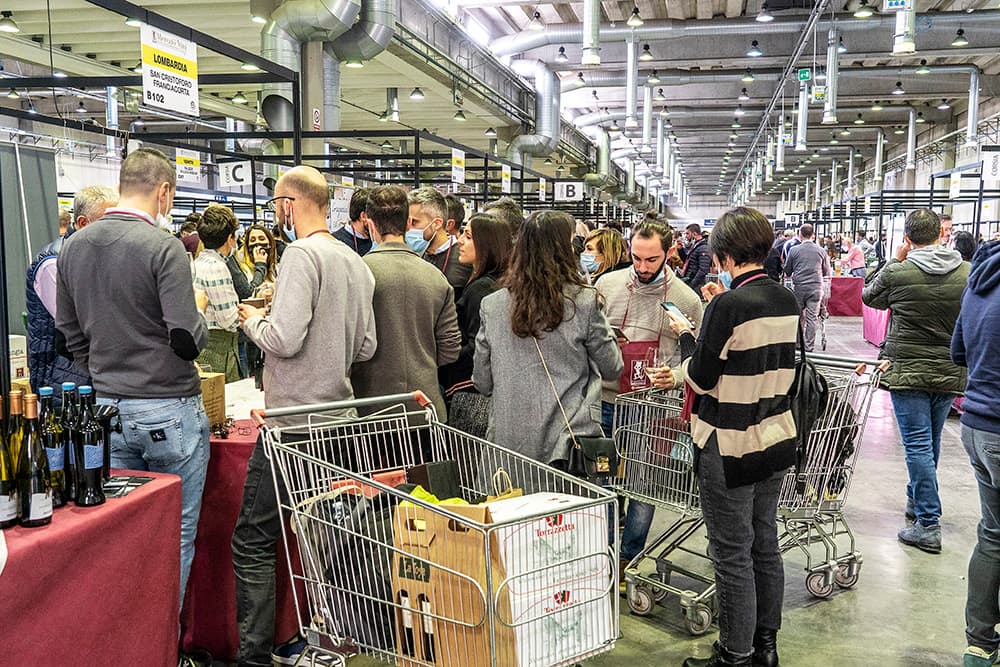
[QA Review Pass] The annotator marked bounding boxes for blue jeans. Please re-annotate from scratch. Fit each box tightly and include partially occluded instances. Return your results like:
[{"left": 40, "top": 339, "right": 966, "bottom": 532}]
[
  {"left": 698, "top": 436, "right": 785, "bottom": 657},
  {"left": 601, "top": 402, "right": 655, "bottom": 561},
  {"left": 963, "top": 424, "right": 1000, "bottom": 654},
  {"left": 99, "top": 395, "right": 210, "bottom": 610},
  {"left": 232, "top": 433, "right": 308, "bottom": 666},
  {"left": 890, "top": 389, "right": 953, "bottom": 526}
]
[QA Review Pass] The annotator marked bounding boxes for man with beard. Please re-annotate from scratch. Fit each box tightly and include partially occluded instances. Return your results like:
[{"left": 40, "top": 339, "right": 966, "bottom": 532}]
[{"left": 594, "top": 221, "right": 704, "bottom": 580}]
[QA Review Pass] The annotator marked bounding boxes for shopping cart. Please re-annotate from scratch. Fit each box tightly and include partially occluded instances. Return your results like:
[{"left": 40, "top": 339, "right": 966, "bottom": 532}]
[
  {"left": 254, "top": 391, "right": 619, "bottom": 667},
  {"left": 776, "top": 354, "right": 884, "bottom": 599},
  {"left": 613, "top": 354, "right": 884, "bottom": 633},
  {"left": 612, "top": 388, "right": 714, "bottom": 635}
]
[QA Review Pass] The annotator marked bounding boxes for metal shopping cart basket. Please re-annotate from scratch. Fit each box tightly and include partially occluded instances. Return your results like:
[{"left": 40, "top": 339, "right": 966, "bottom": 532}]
[
  {"left": 777, "top": 354, "right": 885, "bottom": 599},
  {"left": 254, "top": 391, "right": 619, "bottom": 667},
  {"left": 612, "top": 388, "right": 715, "bottom": 635}
]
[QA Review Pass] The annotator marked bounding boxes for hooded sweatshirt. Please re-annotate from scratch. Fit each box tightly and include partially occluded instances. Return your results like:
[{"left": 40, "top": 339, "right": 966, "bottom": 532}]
[{"left": 951, "top": 240, "right": 1000, "bottom": 434}]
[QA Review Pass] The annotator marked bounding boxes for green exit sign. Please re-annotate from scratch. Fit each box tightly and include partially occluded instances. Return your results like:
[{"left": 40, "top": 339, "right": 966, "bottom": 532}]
[{"left": 798, "top": 68, "right": 812, "bottom": 82}]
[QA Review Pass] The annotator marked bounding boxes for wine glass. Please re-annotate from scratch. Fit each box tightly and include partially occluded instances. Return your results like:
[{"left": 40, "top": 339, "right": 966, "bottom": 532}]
[{"left": 644, "top": 348, "right": 667, "bottom": 384}]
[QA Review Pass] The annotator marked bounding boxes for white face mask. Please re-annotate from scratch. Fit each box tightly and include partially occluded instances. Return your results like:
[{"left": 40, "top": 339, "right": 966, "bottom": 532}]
[{"left": 155, "top": 189, "right": 172, "bottom": 229}]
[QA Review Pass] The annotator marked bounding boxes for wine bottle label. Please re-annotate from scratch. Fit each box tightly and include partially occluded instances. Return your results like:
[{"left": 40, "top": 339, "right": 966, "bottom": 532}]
[
  {"left": 28, "top": 492, "right": 53, "bottom": 521},
  {"left": 0, "top": 493, "right": 17, "bottom": 521},
  {"left": 68, "top": 438, "right": 76, "bottom": 464},
  {"left": 83, "top": 444, "right": 103, "bottom": 470},
  {"left": 45, "top": 446, "right": 65, "bottom": 472}
]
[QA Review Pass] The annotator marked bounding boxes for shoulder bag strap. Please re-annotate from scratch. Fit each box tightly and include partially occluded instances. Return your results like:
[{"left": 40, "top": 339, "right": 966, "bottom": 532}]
[{"left": 534, "top": 337, "right": 580, "bottom": 451}]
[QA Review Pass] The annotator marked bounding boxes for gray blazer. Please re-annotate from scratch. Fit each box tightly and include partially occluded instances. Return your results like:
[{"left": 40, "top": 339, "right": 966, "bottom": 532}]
[
  {"left": 473, "top": 286, "right": 623, "bottom": 465},
  {"left": 351, "top": 242, "right": 461, "bottom": 419}
]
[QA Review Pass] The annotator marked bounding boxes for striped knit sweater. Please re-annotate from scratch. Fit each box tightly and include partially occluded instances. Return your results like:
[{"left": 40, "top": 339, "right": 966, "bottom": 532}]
[{"left": 679, "top": 269, "right": 800, "bottom": 488}]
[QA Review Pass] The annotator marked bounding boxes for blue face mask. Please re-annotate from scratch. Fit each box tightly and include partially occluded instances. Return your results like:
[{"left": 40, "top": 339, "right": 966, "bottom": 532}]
[
  {"left": 719, "top": 270, "right": 733, "bottom": 289},
  {"left": 282, "top": 204, "right": 296, "bottom": 242},
  {"left": 405, "top": 228, "right": 430, "bottom": 254},
  {"left": 580, "top": 253, "right": 600, "bottom": 274}
]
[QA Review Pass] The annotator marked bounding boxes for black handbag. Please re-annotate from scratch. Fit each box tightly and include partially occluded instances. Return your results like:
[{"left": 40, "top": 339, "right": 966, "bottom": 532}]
[{"left": 534, "top": 338, "right": 619, "bottom": 483}]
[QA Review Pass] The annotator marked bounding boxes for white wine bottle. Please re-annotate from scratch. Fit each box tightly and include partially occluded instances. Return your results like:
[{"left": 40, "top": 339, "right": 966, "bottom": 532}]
[
  {"left": 0, "top": 395, "right": 18, "bottom": 529},
  {"left": 38, "top": 387, "right": 66, "bottom": 508},
  {"left": 18, "top": 393, "right": 53, "bottom": 527}
]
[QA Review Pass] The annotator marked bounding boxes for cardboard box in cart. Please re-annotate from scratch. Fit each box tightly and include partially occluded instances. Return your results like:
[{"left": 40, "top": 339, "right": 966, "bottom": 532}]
[{"left": 390, "top": 493, "right": 614, "bottom": 667}]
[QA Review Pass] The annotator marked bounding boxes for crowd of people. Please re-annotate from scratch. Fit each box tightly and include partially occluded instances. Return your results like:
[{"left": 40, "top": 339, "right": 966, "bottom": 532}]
[{"left": 23, "top": 146, "right": 1000, "bottom": 667}]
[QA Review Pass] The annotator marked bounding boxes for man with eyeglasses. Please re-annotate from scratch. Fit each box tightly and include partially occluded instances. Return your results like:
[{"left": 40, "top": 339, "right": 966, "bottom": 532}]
[{"left": 231, "top": 166, "right": 377, "bottom": 667}]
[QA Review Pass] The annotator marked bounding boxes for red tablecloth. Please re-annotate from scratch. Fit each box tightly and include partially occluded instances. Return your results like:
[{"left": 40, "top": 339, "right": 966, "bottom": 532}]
[
  {"left": 181, "top": 420, "right": 301, "bottom": 661},
  {"left": 0, "top": 471, "right": 181, "bottom": 667},
  {"left": 827, "top": 276, "right": 864, "bottom": 316},
  {"left": 863, "top": 305, "right": 891, "bottom": 347}
]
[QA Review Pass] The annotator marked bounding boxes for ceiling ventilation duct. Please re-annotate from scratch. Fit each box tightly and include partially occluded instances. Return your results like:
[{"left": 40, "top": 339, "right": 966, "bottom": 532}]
[
  {"left": 795, "top": 82, "right": 808, "bottom": 151},
  {"left": 581, "top": 0, "right": 601, "bottom": 65},
  {"left": 874, "top": 128, "right": 885, "bottom": 187},
  {"left": 821, "top": 27, "right": 839, "bottom": 124},
  {"left": 892, "top": 7, "right": 916, "bottom": 55},
  {"left": 240, "top": 138, "right": 282, "bottom": 191},
  {"left": 655, "top": 116, "right": 665, "bottom": 174},
  {"left": 775, "top": 124, "right": 786, "bottom": 171},
  {"left": 642, "top": 85, "right": 653, "bottom": 151},
  {"left": 507, "top": 61, "right": 561, "bottom": 165},
  {"left": 906, "top": 108, "right": 916, "bottom": 170},
  {"left": 584, "top": 129, "right": 610, "bottom": 187},
  {"left": 625, "top": 39, "right": 639, "bottom": 129}
]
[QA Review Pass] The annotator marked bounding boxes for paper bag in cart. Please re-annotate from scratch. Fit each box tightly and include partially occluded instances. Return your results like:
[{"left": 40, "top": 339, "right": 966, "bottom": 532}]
[{"left": 391, "top": 502, "right": 514, "bottom": 667}]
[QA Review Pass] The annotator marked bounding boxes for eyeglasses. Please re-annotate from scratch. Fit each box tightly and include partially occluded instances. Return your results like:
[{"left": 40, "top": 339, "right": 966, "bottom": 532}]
[{"left": 264, "top": 196, "right": 296, "bottom": 212}]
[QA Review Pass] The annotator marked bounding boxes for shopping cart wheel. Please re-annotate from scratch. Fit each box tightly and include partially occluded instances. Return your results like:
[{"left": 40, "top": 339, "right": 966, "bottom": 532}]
[
  {"left": 685, "top": 605, "right": 714, "bottom": 635},
  {"left": 805, "top": 571, "right": 835, "bottom": 599},
  {"left": 626, "top": 583, "right": 656, "bottom": 616},
  {"left": 834, "top": 562, "right": 861, "bottom": 589}
]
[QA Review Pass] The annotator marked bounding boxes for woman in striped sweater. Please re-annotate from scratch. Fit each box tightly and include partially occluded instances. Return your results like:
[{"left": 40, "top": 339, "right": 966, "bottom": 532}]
[{"left": 666, "top": 207, "right": 801, "bottom": 667}]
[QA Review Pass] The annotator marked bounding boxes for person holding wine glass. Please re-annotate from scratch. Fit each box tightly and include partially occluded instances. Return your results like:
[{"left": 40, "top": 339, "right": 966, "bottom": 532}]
[{"left": 664, "top": 207, "right": 800, "bottom": 667}]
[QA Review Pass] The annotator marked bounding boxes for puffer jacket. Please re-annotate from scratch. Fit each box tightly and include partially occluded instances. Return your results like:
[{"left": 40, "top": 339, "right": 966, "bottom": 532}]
[{"left": 862, "top": 245, "right": 969, "bottom": 393}]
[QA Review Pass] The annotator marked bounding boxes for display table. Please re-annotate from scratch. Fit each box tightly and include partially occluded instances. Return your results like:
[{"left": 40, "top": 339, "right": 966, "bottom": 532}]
[
  {"left": 863, "top": 305, "right": 891, "bottom": 347},
  {"left": 181, "top": 419, "right": 302, "bottom": 661},
  {"left": 827, "top": 276, "right": 864, "bottom": 316},
  {"left": 0, "top": 471, "right": 182, "bottom": 667}
]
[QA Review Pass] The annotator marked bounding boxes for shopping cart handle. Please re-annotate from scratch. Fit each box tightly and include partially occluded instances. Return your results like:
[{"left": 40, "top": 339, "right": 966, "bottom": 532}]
[
  {"left": 250, "top": 409, "right": 266, "bottom": 427},
  {"left": 411, "top": 390, "right": 433, "bottom": 408},
  {"left": 245, "top": 392, "right": 436, "bottom": 423}
]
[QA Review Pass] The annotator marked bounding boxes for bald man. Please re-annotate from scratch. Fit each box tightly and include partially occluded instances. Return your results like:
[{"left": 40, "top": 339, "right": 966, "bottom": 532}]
[{"left": 232, "top": 166, "right": 377, "bottom": 666}]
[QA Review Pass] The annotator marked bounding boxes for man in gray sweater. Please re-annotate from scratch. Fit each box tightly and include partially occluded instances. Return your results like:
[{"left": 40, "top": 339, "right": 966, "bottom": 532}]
[
  {"left": 783, "top": 223, "right": 831, "bottom": 351},
  {"left": 56, "top": 148, "right": 210, "bottom": 611},
  {"left": 232, "top": 166, "right": 377, "bottom": 667}
]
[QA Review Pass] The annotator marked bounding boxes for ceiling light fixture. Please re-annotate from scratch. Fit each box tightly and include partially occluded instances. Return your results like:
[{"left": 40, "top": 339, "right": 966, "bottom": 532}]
[
  {"left": 756, "top": 2, "right": 774, "bottom": 22},
  {"left": 659, "top": 107, "right": 670, "bottom": 117},
  {"left": 124, "top": 17, "right": 142, "bottom": 27},
  {"left": 747, "top": 40, "right": 763, "bottom": 57},
  {"left": 250, "top": 13, "right": 267, "bottom": 24},
  {"left": 892, "top": 81, "right": 905, "bottom": 95},
  {"left": 526, "top": 11, "right": 544, "bottom": 31},
  {"left": 830, "top": 133, "right": 839, "bottom": 144},
  {"left": 871, "top": 100, "right": 883, "bottom": 111},
  {"left": 627, "top": 6, "right": 644, "bottom": 27},
  {"left": 409, "top": 87, "right": 424, "bottom": 100},
  {"left": 655, "top": 88, "right": 666, "bottom": 102},
  {"left": 609, "top": 119, "right": 621, "bottom": 133},
  {"left": 6, "top": 88, "right": 18, "bottom": 100},
  {"left": 894, "top": 125, "right": 905, "bottom": 135},
  {"left": 75, "top": 100, "right": 87, "bottom": 113},
  {"left": 837, "top": 36, "right": 847, "bottom": 54},
  {"left": 241, "top": 63, "right": 261, "bottom": 71},
  {"left": 576, "top": 72, "right": 585, "bottom": 84},
  {"left": 731, "top": 119, "right": 742, "bottom": 128},
  {"left": 485, "top": 127, "right": 497, "bottom": 137},
  {"left": 380, "top": 139, "right": 393, "bottom": 149},
  {"left": 738, "top": 88, "right": 750, "bottom": 101},
  {"left": 853, "top": 0, "right": 874, "bottom": 18},
  {"left": 951, "top": 28, "right": 969, "bottom": 47},
  {"left": 555, "top": 46, "right": 568, "bottom": 63},
  {"left": 231, "top": 91, "right": 248, "bottom": 104},
  {"left": 915, "top": 111, "right": 926, "bottom": 124},
  {"left": 132, "top": 116, "right": 144, "bottom": 127},
  {"left": 26, "top": 99, "right": 36, "bottom": 114},
  {"left": 937, "top": 98, "right": 951, "bottom": 110},
  {"left": 345, "top": 60, "right": 364, "bottom": 68},
  {"left": 640, "top": 44, "right": 654, "bottom": 62},
  {"left": 815, "top": 66, "right": 827, "bottom": 82},
  {"left": 735, "top": 104, "right": 746, "bottom": 117},
  {"left": 131, "top": 61, "right": 144, "bottom": 74},
  {"left": 453, "top": 109, "right": 467, "bottom": 121},
  {"left": 916, "top": 59, "right": 931, "bottom": 75},
  {"left": 647, "top": 70, "right": 661, "bottom": 85},
  {"left": 742, "top": 68, "right": 755, "bottom": 83},
  {"left": 544, "top": 157, "right": 554, "bottom": 165},
  {"left": 378, "top": 110, "right": 389, "bottom": 122},
  {"left": 0, "top": 11, "right": 20, "bottom": 33}
]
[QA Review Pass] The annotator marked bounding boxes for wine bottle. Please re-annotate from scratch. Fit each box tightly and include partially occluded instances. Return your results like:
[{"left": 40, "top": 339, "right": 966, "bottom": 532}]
[
  {"left": 6, "top": 390, "right": 24, "bottom": 476},
  {"left": 18, "top": 394, "right": 52, "bottom": 527},
  {"left": 38, "top": 387, "right": 66, "bottom": 508},
  {"left": 0, "top": 395, "right": 17, "bottom": 529},
  {"left": 60, "top": 383, "right": 78, "bottom": 503},
  {"left": 72, "top": 386, "right": 105, "bottom": 507}
]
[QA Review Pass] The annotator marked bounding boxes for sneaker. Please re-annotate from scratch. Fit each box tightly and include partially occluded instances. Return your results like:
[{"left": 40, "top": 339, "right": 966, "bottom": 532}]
[
  {"left": 898, "top": 522, "right": 941, "bottom": 554},
  {"left": 272, "top": 636, "right": 307, "bottom": 666},
  {"left": 963, "top": 646, "right": 999, "bottom": 667},
  {"left": 905, "top": 498, "right": 915, "bottom": 522}
]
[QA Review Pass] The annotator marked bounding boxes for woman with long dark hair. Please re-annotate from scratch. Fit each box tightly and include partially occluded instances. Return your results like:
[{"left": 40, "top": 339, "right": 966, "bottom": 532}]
[
  {"left": 473, "top": 210, "right": 622, "bottom": 464},
  {"left": 666, "top": 207, "right": 800, "bottom": 667}
]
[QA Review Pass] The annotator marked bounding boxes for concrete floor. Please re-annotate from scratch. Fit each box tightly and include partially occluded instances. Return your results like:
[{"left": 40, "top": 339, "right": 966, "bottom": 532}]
[{"left": 238, "top": 317, "right": 982, "bottom": 667}]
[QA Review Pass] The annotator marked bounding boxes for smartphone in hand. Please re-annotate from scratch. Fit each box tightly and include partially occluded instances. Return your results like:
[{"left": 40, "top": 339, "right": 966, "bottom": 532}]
[
  {"left": 611, "top": 326, "right": 629, "bottom": 342},
  {"left": 661, "top": 301, "right": 693, "bottom": 325}
]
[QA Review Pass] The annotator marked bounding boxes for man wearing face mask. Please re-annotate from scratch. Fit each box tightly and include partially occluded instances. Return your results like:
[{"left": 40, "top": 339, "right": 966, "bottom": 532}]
[
  {"left": 594, "top": 221, "right": 704, "bottom": 580},
  {"left": 407, "top": 187, "right": 472, "bottom": 302},
  {"left": 57, "top": 147, "right": 210, "bottom": 616},
  {"left": 193, "top": 205, "right": 243, "bottom": 382}
]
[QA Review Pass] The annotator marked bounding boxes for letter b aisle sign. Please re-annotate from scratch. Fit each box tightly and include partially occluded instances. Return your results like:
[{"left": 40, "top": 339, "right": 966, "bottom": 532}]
[{"left": 554, "top": 181, "right": 584, "bottom": 202}]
